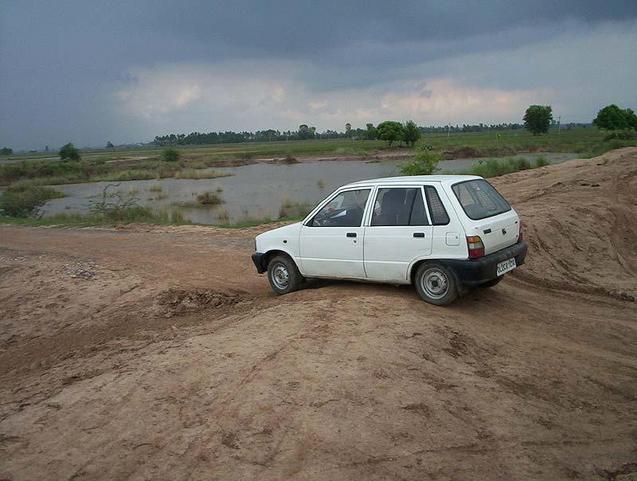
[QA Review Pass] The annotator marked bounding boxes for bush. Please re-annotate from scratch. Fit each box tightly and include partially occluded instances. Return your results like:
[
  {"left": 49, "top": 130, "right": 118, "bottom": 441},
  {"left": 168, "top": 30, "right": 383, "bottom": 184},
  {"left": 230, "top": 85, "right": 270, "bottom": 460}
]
[
  {"left": 162, "top": 148, "right": 180, "bottom": 162},
  {"left": 401, "top": 145, "right": 442, "bottom": 175},
  {"left": 278, "top": 198, "right": 311, "bottom": 219},
  {"left": 59, "top": 143, "right": 80, "bottom": 161},
  {"left": 196, "top": 191, "right": 224, "bottom": 205},
  {"left": 535, "top": 156, "right": 550, "bottom": 167},
  {"left": 0, "top": 183, "right": 65, "bottom": 217},
  {"left": 603, "top": 130, "right": 636, "bottom": 141},
  {"left": 513, "top": 158, "right": 531, "bottom": 170}
]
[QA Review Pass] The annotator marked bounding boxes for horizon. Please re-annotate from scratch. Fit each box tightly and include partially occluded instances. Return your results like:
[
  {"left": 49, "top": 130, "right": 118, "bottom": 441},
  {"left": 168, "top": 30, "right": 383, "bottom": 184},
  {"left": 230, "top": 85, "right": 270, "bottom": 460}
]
[{"left": 1, "top": 0, "right": 636, "bottom": 151}]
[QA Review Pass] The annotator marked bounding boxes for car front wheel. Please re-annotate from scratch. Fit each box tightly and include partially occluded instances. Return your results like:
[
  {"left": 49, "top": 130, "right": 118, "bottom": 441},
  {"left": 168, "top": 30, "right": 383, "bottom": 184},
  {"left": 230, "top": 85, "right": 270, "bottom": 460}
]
[
  {"left": 414, "top": 263, "right": 459, "bottom": 306},
  {"left": 267, "top": 255, "right": 303, "bottom": 295}
]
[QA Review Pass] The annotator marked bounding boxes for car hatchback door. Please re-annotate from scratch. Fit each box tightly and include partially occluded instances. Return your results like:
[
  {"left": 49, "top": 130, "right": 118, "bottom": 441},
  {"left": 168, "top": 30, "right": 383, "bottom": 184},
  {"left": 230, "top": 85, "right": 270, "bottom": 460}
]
[
  {"left": 364, "top": 186, "right": 433, "bottom": 282},
  {"left": 299, "top": 188, "right": 371, "bottom": 278}
]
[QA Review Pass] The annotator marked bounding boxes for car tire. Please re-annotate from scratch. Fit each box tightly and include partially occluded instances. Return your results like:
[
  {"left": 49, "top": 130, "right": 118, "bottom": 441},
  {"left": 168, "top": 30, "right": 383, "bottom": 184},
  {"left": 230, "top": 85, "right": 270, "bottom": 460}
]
[
  {"left": 414, "top": 262, "right": 459, "bottom": 306},
  {"left": 267, "top": 255, "right": 304, "bottom": 295},
  {"left": 479, "top": 276, "right": 504, "bottom": 288}
]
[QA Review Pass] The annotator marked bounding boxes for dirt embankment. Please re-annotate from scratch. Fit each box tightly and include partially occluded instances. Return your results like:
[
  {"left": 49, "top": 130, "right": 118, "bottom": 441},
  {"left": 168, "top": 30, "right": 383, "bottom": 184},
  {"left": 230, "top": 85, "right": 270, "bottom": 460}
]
[{"left": 0, "top": 148, "right": 636, "bottom": 481}]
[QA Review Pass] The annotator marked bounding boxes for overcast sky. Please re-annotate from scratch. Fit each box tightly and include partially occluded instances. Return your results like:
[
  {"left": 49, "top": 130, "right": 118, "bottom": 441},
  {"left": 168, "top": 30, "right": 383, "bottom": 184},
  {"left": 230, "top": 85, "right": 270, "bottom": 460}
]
[{"left": 1, "top": 0, "right": 636, "bottom": 150}]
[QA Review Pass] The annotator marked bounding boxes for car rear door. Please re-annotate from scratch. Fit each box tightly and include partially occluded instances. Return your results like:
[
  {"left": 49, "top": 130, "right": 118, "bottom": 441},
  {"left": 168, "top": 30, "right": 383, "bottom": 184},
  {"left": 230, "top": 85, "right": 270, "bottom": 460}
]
[
  {"left": 363, "top": 186, "right": 433, "bottom": 282},
  {"left": 299, "top": 188, "right": 371, "bottom": 278}
]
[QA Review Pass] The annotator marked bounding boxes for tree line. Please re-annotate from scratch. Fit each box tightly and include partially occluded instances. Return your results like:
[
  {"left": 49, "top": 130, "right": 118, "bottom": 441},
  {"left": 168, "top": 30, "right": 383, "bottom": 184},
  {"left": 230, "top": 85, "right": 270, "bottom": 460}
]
[{"left": 152, "top": 121, "right": 529, "bottom": 146}]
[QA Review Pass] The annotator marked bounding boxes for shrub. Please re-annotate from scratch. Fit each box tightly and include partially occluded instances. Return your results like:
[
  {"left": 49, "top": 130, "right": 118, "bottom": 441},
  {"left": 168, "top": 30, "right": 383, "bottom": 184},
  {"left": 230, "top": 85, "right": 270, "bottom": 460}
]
[
  {"left": 535, "top": 156, "right": 550, "bottom": 167},
  {"left": 603, "top": 130, "right": 636, "bottom": 141},
  {"left": 162, "top": 148, "right": 180, "bottom": 162},
  {"left": 401, "top": 145, "right": 442, "bottom": 175},
  {"left": 59, "top": 143, "right": 80, "bottom": 161},
  {"left": 279, "top": 198, "right": 311, "bottom": 218},
  {"left": 513, "top": 158, "right": 531, "bottom": 170},
  {"left": 196, "top": 191, "right": 224, "bottom": 205},
  {"left": 0, "top": 183, "right": 65, "bottom": 217}
]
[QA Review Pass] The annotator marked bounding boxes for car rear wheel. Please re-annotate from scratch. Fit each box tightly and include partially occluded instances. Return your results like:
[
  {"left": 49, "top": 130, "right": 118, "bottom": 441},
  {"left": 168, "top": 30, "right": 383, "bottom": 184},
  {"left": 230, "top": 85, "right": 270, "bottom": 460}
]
[
  {"left": 479, "top": 276, "right": 503, "bottom": 288},
  {"left": 267, "top": 255, "right": 303, "bottom": 295},
  {"left": 414, "top": 263, "right": 458, "bottom": 306}
]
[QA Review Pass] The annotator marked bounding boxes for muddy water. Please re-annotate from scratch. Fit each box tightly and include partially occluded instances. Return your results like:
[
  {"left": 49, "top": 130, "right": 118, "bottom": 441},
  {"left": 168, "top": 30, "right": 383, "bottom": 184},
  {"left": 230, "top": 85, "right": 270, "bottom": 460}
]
[{"left": 41, "top": 152, "right": 578, "bottom": 224}]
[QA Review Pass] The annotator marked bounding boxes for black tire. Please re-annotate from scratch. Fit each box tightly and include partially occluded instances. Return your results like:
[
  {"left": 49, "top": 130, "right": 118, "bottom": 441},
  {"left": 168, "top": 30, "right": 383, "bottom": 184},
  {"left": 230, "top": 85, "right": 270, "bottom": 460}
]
[
  {"left": 479, "top": 276, "right": 504, "bottom": 288},
  {"left": 267, "top": 255, "right": 304, "bottom": 295},
  {"left": 414, "top": 262, "right": 459, "bottom": 306}
]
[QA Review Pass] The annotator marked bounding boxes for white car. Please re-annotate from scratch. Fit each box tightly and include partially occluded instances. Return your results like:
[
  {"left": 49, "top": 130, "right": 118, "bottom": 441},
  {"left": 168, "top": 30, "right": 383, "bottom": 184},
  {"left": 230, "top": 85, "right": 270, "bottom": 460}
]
[{"left": 251, "top": 175, "right": 527, "bottom": 305}]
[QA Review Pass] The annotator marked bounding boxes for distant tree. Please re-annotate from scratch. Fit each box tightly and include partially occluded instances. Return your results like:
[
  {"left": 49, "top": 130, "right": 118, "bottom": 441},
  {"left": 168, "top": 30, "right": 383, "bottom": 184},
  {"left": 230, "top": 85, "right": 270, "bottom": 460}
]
[
  {"left": 298, "top": 124, "right": 315, "bottom": 140},
  {"left": 365, "top": 123, "right": 377, "bottom": 140},
  {"left": 161, "top": 147, "right": 180, "bottom": 162},
  {"left": 106, "top": 141, "right": 115, "bottom": 148},
  {"left": 59, "top": 143, "right": 80, "bottom": 161},
  {"left": 403, "top": 120, "right": 421, "bottom": 146},
  {"left": 593, "top": 104, "right": 637, "bottom": 130},
  {"left": 345, "top": 123, "right": 352, "bottom": 137},
  {"left": 376, "top": 121, "right": 405, "bottom": 146},
  {"left": 523, "top": 105, "right": 553, "bottom": 135},
  {"left": 0, "top": 147, "right": 13, "bottom": 156}
]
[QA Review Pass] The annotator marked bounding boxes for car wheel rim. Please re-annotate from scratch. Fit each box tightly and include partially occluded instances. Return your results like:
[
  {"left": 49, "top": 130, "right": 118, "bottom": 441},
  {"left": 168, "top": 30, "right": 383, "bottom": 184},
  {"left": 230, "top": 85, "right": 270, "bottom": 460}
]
[
  {"left": 271, "top": 263, "right": 289, "bottom": 289},
  {"left": 421, "top": 268, "right": 449, "bottom": 300}
]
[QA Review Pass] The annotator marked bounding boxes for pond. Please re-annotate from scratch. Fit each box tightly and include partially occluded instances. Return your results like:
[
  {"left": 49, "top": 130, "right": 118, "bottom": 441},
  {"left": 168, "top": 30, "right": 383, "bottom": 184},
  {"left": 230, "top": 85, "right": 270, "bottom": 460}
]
[{"left": 40, "top": 152, "right": 579, "bottom": 225}]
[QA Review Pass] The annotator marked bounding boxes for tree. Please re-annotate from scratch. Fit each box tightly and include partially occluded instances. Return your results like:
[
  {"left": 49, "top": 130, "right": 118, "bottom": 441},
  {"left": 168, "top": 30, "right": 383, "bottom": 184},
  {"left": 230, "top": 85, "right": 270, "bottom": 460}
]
[
  {"left": 365, "top": 123, "right": 377, "bottom": 140},
  {"left": 106, "top": 141, "right": 115, "bottom": 148},
  {"left": 161, "top": 147, "right": 180, "bottom": 162},
  {"left": 403, "top": 120, "right": 421, "bottom": 146},
  {"left": 345, "top": 123, "right": 352, "bottom": 138},
  {"left": 593, "top": 104, "right": 637, "bottom": 130},
  {"left": 523, "top": 105, "right": 553, "bottom": 135},
  {"left": 59, "top": 143, "right": 80, "bottom": 161},
  {"left": 0, "top": 147, "right": 12, "bottom": 156},
  {"left": 376, "top": 121, "right": 405, "bottom": 146}
]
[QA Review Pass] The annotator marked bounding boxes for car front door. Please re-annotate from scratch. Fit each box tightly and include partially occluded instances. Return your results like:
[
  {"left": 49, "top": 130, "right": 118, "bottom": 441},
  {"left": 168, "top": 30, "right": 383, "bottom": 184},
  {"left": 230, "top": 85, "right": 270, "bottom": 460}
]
[
  {"left": 299, "top": 188, "right": 371, "bottom": 278},
  {"left": 364, "top": 186, "right": 433, "bottom": 282}
]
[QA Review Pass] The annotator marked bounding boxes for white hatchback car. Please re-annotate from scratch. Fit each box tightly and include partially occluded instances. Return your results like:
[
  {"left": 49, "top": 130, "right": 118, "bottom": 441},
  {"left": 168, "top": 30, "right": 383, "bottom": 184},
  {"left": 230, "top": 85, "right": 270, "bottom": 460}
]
[{"left": 251, "top": 175, "right": 527, "bottom": 305}]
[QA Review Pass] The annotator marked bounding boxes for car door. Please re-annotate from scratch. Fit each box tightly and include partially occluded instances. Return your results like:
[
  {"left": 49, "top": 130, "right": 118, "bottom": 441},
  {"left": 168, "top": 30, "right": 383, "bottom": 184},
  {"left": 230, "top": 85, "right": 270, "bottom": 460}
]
[
  {"left": 299, "top": 188, "right": 371, "bottom": 278},
  {"left": 364, "top": 186, "right": 433, "bottom": 282}
]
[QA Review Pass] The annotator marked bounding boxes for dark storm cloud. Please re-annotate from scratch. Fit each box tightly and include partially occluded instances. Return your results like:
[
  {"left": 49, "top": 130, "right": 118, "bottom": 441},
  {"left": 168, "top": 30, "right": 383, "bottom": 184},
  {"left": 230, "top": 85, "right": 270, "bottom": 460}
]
[{"left": 1, "top": 0, "right": 636, "bottom": 149}]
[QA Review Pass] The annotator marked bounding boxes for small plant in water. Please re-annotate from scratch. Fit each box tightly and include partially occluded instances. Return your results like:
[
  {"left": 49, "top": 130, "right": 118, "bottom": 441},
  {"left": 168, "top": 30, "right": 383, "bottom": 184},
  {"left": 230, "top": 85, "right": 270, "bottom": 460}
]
[{"left": 196, "top": 191, "right": 224, "bottom": 206}]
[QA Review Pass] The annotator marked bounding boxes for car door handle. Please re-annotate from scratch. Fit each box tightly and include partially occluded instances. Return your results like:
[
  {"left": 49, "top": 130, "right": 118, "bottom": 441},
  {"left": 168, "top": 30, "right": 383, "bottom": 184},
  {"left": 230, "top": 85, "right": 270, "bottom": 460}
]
[
  {"left": 413, "top": 232, "right": 425, "bottom": 238},
  {"left": 346, "top": 232, "right": 357, "bottom": 238}
]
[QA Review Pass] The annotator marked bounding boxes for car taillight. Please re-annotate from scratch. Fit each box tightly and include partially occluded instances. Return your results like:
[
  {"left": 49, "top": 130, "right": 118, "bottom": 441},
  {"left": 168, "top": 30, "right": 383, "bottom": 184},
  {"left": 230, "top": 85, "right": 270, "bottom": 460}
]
[
  {"left": 518, "top": 220, "right": 524, "bottom": 242},
  {"left": 467, "top": 235, "right": 485, "bottom": 259}
]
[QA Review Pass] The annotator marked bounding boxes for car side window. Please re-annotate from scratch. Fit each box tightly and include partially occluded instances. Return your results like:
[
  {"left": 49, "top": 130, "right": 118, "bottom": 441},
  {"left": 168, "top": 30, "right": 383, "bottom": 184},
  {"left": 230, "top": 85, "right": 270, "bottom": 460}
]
[
  {"left": 424, "top": 186, "right": 450, "bottom": 225},
  {"left": 371, "top": 188, "right": 430, "bottom": 226},
  {"left": 310, "top": 189, "right": 370, "bottom": 227}
]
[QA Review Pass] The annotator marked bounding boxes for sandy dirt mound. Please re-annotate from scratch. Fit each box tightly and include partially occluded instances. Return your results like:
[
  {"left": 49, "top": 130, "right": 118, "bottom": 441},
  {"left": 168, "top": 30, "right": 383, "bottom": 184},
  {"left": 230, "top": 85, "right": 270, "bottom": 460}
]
[
  {"left": 0, "top": 149, "right": 636, "bottom": 481},
  {"left": 492, "top": 147, "right": 637, "bottom": 300}
]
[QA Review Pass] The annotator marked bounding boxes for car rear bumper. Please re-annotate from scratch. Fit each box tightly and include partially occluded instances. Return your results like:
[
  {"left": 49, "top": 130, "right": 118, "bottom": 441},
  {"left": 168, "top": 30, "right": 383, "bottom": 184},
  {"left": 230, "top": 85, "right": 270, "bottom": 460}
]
[
  {"left": 251, "top": 252, "right": 267, "bottom": 273},
  {"left": 444, "top": 240, "right": 528, "bottom": 287}
]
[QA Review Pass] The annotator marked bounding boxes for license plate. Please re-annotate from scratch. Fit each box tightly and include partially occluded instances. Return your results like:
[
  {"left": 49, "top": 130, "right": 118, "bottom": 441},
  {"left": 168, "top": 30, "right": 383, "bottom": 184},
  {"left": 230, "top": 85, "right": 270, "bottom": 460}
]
[{"left": 496, "top": 258, "right": 516, "bottom": 276}]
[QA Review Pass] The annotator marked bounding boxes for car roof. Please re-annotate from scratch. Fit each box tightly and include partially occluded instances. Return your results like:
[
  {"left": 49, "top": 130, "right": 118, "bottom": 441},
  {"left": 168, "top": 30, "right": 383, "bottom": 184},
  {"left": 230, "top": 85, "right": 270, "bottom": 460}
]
[{"left": 343, "top": 174, "right": 482, "bottom": 188}]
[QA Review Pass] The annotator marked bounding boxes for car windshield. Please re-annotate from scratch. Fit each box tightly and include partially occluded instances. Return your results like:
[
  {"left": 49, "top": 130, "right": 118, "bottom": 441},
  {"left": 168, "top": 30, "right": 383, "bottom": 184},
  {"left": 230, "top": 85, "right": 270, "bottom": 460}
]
[{"left": 452, "top": 179, "right": 511, "bottom": 220}]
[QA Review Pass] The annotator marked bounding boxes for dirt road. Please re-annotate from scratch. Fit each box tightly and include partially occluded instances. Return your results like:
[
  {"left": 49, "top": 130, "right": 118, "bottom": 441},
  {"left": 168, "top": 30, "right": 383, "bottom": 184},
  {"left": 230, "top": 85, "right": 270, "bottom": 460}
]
[{"left": 1, "top": 148, "right": 636, "bottom": 481}]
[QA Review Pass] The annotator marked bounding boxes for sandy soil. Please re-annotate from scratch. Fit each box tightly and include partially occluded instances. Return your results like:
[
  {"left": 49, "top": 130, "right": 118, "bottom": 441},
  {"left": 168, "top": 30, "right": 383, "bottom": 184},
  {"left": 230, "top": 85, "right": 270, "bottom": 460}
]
[{"left": 1, "top": 148, "right": 636, "bottom": 481}]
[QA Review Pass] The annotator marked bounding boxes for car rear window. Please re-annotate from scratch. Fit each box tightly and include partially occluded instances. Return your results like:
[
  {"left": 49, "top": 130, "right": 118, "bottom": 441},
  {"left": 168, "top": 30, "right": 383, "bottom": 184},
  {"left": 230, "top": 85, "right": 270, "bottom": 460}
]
[{"left": 452, "top": 179, "right": 511, "bottom": 220}]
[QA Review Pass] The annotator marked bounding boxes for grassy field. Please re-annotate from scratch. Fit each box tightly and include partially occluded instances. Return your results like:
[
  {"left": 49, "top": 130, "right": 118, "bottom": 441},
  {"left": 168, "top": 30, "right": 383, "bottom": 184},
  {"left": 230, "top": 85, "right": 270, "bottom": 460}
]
[
  {"left": 1, "top": 127, "right": 635, "bottom": 226},
  {"left": 2, "top": 126, "right": 633, "bottom": 169}
]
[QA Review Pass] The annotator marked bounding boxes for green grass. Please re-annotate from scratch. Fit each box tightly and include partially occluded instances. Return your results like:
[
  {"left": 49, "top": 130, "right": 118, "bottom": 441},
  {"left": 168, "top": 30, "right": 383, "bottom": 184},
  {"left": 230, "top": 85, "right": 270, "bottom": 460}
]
[
  {"left": 0, "top": 207, "right": 191, "bottom": 227},
  {"left": 3, "top": 128, "right": 635, "bottom": 187},
  {"left": 465, "top": 156, "right": 551, "bottom": 178}
]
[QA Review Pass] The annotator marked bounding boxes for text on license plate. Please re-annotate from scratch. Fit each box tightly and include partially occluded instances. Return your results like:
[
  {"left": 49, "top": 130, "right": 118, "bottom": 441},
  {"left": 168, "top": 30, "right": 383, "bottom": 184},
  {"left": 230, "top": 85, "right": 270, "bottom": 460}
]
[{"left": 496, "top": 258, "right": 516, "bottom": 276}]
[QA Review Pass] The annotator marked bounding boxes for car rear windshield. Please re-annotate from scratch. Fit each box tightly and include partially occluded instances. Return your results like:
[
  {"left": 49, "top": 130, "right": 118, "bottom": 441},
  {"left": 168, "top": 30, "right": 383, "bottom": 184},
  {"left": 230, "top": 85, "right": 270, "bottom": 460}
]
[{"left": 451, "top": 179, "right": 511, "bottom": 220}]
